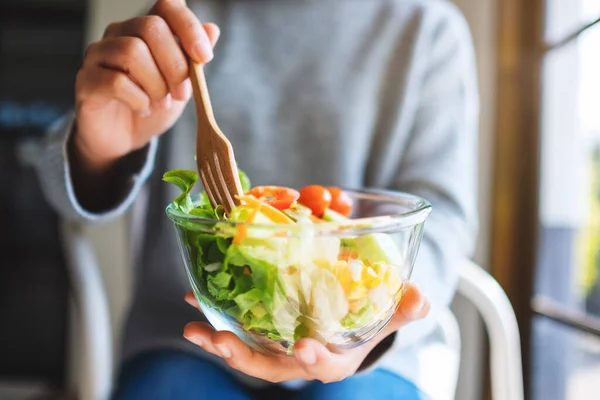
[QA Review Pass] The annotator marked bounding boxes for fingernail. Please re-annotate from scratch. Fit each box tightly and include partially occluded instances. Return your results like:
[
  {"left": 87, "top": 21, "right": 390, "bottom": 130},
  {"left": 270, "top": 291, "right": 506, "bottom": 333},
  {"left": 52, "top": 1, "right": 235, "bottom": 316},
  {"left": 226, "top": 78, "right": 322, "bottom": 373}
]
[
  {"left": 298, "top": 348, "right": 316, "bottom": 365},
  {"left": 215, "top": 344, "right": 231, "bottom": 359},
  {"left": 183, "top": 332, "right": 202, "bottom": 346},
  {"left": 172, "top": 79, "right": 191, "bottom": 100},
  {"left": 411, "top": 298, "right": 428, "bottom": 318},
  {"left": 139, "top": 109, "right": 151, "bottom": 118},
  {"left": 211, "top": 25, "right": 221, "bottom": 43},
  {"left": 193, "top": 36, "right": 214, "bottom": 63},
  {"left": 159, "top": 94, "right": 172, "bottom": 110}
]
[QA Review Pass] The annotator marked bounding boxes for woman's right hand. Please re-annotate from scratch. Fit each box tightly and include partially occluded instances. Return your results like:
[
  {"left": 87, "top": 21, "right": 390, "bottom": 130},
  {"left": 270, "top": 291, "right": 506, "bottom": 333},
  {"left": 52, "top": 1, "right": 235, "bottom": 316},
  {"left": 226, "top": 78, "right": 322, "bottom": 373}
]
[{"left": 74, "top": 0, "right": 220, "bottom": 175}]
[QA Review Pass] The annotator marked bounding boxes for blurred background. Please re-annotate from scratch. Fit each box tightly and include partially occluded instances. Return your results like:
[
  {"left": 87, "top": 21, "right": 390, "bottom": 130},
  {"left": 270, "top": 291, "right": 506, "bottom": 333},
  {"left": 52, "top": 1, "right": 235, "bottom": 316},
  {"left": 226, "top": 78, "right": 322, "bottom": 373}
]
[{"left": 0, "top": 0, "right": 599, "bottom": 399}]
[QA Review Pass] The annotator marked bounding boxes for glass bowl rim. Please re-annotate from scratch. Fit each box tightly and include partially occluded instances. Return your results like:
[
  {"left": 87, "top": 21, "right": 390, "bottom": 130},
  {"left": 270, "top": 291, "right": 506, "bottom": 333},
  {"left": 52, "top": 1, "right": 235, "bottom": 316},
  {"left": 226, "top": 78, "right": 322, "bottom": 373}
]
[{"left": 165, "top": 187, "right": 432, "bottom": 235}]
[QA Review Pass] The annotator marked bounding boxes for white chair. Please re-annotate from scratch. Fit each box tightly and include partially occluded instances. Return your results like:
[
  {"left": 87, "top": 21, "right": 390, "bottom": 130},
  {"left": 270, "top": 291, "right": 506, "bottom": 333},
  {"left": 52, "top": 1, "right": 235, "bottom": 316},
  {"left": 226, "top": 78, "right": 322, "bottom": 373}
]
[
  {"left": 414, "top": 259, "right": 523, "bottom": 400},
  {"left": 61, "top": 221, "right": 523, "bottom": 400},
  {"left": 453, "top": 260, "right": 524, "bottom": 400}
]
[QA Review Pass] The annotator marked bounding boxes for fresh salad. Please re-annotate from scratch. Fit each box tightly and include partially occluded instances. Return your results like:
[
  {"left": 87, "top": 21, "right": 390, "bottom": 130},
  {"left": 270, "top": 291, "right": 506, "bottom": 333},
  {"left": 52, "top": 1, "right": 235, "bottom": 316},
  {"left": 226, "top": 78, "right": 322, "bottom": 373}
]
[{"left": 164, "top": 169, "right": 405, "bottom": 345}]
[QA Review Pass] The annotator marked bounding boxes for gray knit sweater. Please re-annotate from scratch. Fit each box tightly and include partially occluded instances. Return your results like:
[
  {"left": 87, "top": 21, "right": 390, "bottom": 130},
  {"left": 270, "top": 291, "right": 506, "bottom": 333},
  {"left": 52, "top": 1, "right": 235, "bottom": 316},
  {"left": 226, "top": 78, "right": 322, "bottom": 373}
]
[{"left": 35, "top": 0, "right": 478, "bottom": 392}]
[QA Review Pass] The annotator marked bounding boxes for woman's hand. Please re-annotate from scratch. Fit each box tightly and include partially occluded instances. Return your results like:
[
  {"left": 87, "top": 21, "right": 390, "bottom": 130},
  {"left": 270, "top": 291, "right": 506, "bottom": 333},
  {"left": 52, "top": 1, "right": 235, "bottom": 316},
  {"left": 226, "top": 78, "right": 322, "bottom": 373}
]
[
  {"left": 183, "top": 284, "right": 429, "bottom": 383},
  {"left": 74, "top": 0, "right": 219, "bottom": 175}
]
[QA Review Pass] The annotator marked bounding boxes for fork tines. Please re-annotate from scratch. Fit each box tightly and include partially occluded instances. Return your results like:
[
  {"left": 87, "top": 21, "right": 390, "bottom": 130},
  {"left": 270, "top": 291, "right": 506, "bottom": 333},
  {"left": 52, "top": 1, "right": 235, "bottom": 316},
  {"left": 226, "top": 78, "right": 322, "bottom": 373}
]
[{"left": 197, "top": 140, "right": 243, "bottom": 214}]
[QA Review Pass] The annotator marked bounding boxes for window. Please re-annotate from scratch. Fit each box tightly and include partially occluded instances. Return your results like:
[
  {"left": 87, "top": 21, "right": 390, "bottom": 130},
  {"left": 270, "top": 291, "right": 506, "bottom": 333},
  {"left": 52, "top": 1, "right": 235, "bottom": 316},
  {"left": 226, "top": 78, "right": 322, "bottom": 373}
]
[
  {"left": 493, "top": 1, "right": 600, "bottom": 398},
  {"left": 534, "top": 10, "right": 600, "bottom": 400}
]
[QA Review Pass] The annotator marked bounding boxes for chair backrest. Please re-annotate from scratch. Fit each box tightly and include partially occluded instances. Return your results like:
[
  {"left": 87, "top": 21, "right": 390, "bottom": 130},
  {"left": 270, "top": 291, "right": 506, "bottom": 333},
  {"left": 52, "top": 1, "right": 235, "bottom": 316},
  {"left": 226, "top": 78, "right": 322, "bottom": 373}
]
[{"left": 457, "top": 260, "right": 524, "bottom": 400}]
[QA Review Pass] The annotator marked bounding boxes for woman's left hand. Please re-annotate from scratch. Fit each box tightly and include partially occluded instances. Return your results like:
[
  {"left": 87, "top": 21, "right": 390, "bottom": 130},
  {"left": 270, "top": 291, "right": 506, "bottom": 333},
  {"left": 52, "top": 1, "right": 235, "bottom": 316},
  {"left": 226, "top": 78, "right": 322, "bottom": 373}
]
[{"left": 182, "top": 284, "right": 429, "bottom": 383}]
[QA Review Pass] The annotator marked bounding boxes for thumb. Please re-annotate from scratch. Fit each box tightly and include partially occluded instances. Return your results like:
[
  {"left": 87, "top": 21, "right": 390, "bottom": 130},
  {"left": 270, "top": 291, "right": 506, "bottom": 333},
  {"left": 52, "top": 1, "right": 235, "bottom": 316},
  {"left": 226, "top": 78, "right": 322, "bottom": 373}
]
[
  {"left": 380, "top": 284, "right": 430, "bottom": 340},
  {"left": 349, "top": 284, "right": 430, "bottom": 363}
]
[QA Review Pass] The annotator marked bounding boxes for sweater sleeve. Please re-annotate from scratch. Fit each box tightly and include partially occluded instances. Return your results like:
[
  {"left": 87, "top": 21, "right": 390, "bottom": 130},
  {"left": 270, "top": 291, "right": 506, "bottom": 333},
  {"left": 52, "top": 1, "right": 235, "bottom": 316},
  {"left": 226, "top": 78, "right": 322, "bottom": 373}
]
[
  {"left": 33, "top": 111, "right": 159, "bottom": 222},
  {"left": 362, "top": 1, "right": 479, "bottom": 371}
]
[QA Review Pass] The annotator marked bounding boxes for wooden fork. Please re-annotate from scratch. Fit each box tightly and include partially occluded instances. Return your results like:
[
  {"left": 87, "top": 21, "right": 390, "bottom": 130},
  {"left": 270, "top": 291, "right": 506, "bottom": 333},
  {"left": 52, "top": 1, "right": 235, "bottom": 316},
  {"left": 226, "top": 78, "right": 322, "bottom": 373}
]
[{"left": 188, "top": 61, "right": 244, "bottom": 214}]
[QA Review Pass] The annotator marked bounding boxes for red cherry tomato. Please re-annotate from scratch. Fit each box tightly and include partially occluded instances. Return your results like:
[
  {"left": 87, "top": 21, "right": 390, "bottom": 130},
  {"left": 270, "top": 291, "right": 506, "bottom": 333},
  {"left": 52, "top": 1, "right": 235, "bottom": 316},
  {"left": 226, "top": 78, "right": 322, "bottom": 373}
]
[
  {"left": 298, "top": 185, "right": 332, "bottom": 217},
  {"left": 247, "top": 186, "right": 300, "bottom": 210},
  {"left": 328, "top": 187, "right": 353, "bottom": 217}
]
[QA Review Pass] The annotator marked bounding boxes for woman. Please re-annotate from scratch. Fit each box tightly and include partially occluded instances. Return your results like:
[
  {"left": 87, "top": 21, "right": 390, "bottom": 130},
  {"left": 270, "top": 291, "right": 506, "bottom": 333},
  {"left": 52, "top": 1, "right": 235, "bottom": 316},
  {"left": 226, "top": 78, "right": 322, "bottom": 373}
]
[{"left": 35, "top": 0, "right": 479, "bottom": 398}]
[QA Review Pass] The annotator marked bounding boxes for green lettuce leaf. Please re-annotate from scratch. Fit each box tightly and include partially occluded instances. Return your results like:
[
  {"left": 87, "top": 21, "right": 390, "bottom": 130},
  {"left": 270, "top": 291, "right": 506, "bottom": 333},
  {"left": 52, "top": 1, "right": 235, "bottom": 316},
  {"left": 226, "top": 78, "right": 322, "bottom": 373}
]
[
  {"left": 215, "top": 206, "right": 226, "bottom": 220},
  {"left": 189, "top": 207, "right": 215, "bottom": 219},
  {"left": 228, "top": 244, "right": 280, "bottom": 309},
  {"left": 205, "top": 242, "right": 224, "bottom": 264},
  {"left": 227, "top": 275, "right": 253, "bottom": 299},
  {"left": 243, "top": 313, "right": 276, "bottom": 332},
  {"left": 217, "top": 237, "right": 232, "bottom": 254},
  {"left": 238, "top": 169, "right": 251, "bottom": 193},
  {"left": 207, "top": 271, "right": 233, "bottom": 301},
  {"left": 233, "top": 288, "right": 263, "bottom": 315},
  {"left": 164, "top": 167, "right": 297, "bottom": 341},
  {"left": 163, "top": 169, "right": 198, "bottom": 213},
  {"left": 341, "top": 301, "right": 376, "bottom": 330},
  {"left": 209, "top": 271, "right": 232, "bottom": 289},
  {"left": 163, "top": 167, "right": 250, "bottom": 213}
]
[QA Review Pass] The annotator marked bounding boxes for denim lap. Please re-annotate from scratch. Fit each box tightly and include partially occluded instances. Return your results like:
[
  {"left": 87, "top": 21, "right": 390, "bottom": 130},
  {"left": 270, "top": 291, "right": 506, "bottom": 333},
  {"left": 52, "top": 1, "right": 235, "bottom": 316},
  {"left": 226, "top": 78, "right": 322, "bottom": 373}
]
[
  {"left": 113, "top": 351, "right": 251, "bottom": 400},
  {"left": 293, "top": 369, "right": 430, "bottom": 400},
  {"left": 113, "top": 351, "right": 428, "bottom": 400}
]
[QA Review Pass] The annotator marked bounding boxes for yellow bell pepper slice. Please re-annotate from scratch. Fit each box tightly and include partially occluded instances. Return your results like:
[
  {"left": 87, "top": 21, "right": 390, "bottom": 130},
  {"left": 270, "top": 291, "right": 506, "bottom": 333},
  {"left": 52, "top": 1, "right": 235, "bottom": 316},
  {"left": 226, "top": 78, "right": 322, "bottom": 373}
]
[{"left": 237, "top": 195, "right": 295, "bottom": 224}]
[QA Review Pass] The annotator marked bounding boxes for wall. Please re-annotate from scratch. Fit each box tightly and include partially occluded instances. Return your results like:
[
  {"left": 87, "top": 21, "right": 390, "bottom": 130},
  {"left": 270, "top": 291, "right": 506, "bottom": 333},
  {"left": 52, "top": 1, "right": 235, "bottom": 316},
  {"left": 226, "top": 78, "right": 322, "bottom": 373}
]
[{"left": 84, "top": 0, "right": 498, "bottom": 397}]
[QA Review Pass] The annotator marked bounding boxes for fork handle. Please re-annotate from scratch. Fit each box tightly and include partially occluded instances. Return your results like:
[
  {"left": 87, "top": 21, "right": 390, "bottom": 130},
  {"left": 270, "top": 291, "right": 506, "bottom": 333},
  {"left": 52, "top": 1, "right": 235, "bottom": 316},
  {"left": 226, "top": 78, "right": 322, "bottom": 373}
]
[
  {"left": 187, "top": 61, "right": 219, "bottom": 130},
  {"left": 179, "top": 0, "right": 219, "bottom": 133}
]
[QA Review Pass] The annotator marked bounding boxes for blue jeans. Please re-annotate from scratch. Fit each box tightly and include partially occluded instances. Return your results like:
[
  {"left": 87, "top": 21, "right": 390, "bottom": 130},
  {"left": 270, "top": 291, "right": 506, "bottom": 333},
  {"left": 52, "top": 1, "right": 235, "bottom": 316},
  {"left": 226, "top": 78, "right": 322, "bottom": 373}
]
[{"left": 113, "top": 350, "right": 429, "bottom": 400}]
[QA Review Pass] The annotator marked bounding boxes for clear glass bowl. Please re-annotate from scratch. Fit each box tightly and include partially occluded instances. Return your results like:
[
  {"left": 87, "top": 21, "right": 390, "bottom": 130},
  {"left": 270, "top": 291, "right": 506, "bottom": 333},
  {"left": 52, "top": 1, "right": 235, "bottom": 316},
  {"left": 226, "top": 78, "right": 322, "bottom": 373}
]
[{"left": 166, "top": 188, "right": 431, "bottom": 355}]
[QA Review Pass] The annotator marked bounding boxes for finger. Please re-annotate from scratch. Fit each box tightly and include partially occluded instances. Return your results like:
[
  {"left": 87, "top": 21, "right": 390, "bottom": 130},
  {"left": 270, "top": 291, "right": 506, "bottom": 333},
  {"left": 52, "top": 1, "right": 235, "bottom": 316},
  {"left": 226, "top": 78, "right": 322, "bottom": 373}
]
[
  {"left": 168, "top": 21, "right": 220, "bottom": 100},
  {"left": 150, "top": 0, "right": 213, "bottom": 63},
  {"left": 382, "top": 284, "right": 430, "bottom": 337},
  {"left": 184, "top": 291, "right": 202, "bottom": 311},
  {"left": 202, "top": 22, "right": 221, "bottom": 47},
  {"left": 171, "top": 79, "right": 192, "bottom": 102},
  {"left": 347, "top": 283, "right": 429, "bottom": 358},
  {"left": 210, "top": 330, "right": 303, "bottom": 383},
  {"left": 396, "top": 284, "right": 430, "bottom": 321},
  {"left": 103, "top": 16, "right": 190, "bottom": 100},
  {"left": 293, "top": 338, "right": 353, "bottom": 383},
  {"left": 183, "top": 322, "right": 221, "bottom": 356},
  {"left": 76, "top": 65, "right": 150, "bottom": 115},
  {"left": 85, "top": 37, "right": 169, "bottom": 102}
]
